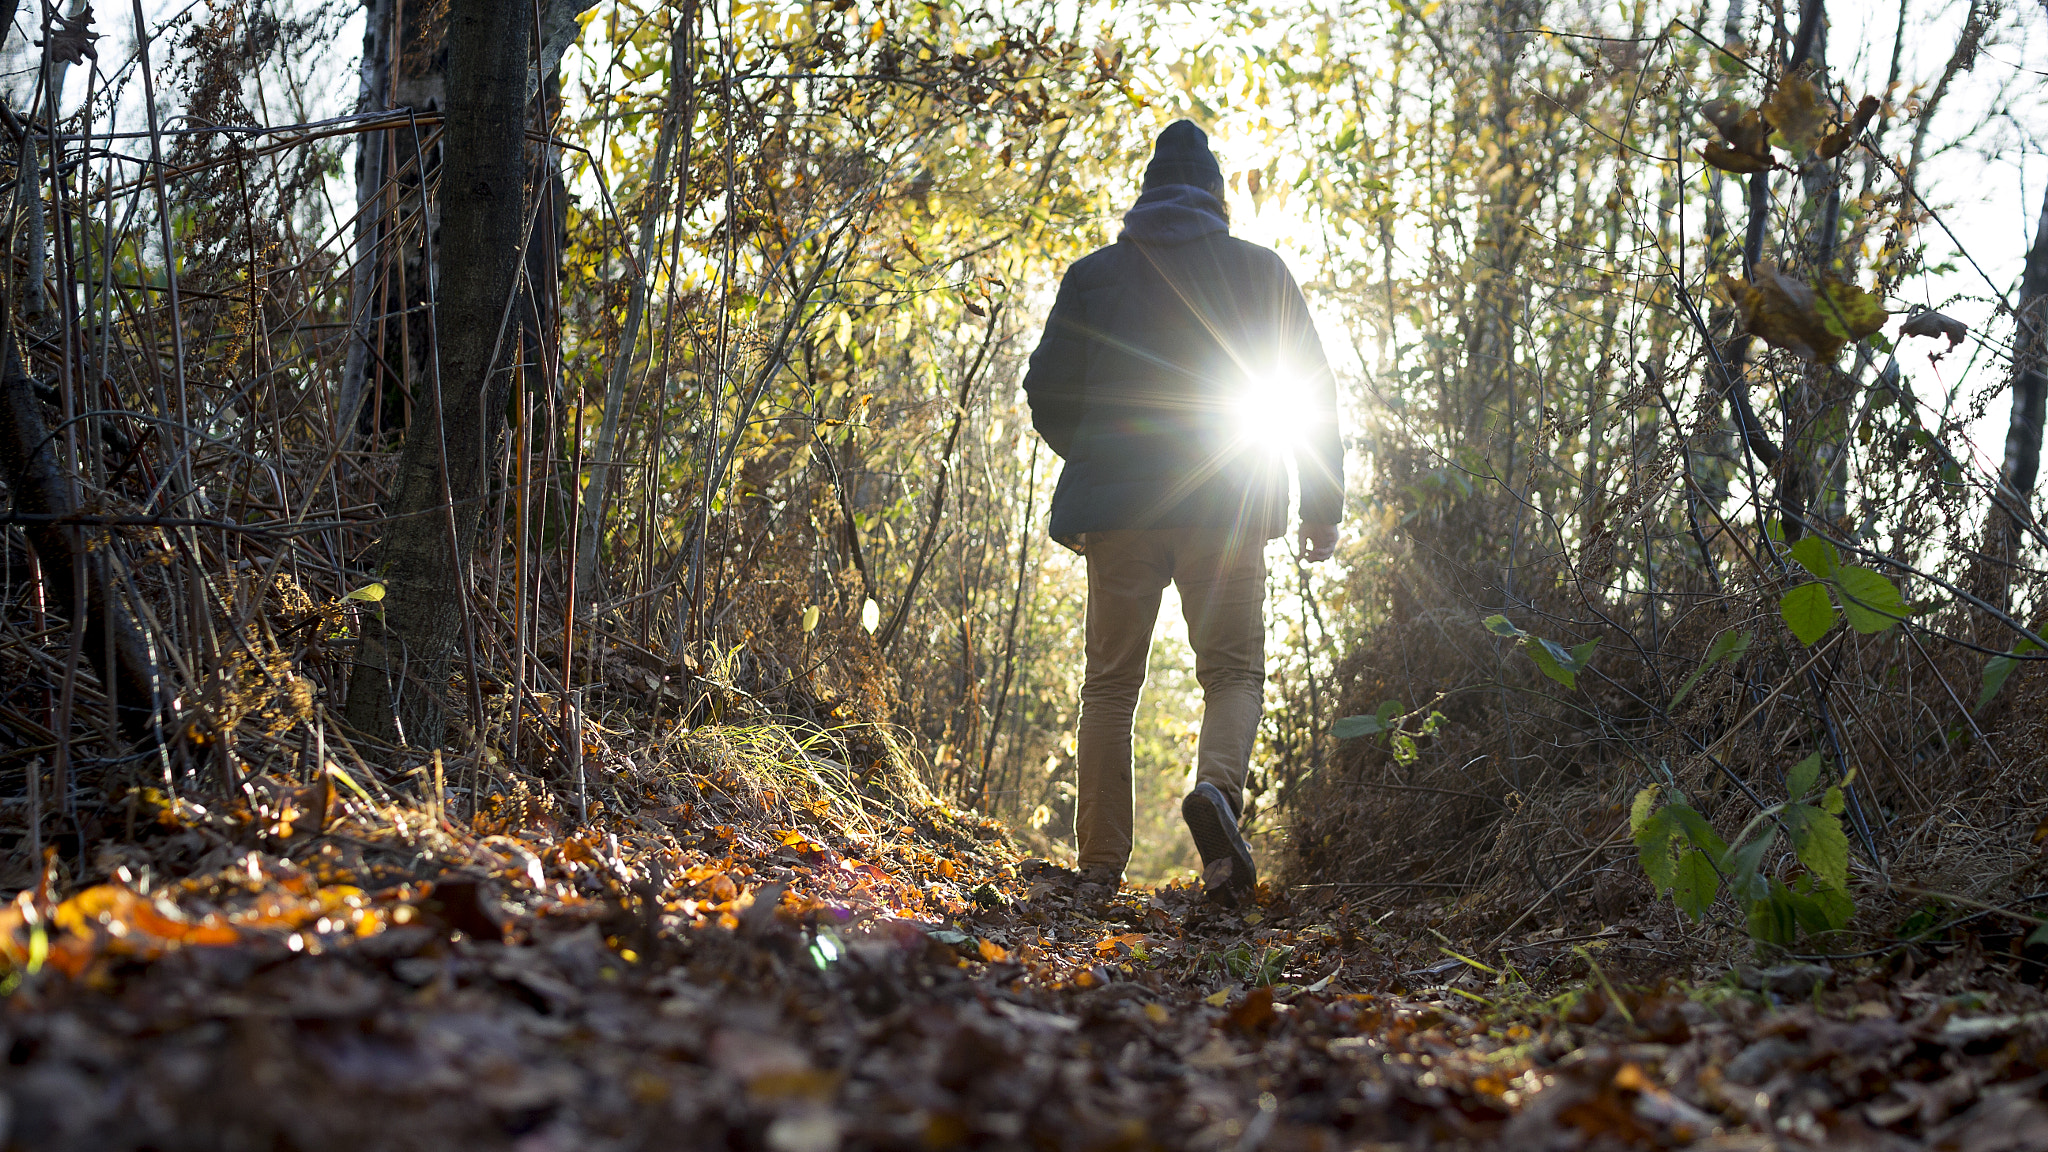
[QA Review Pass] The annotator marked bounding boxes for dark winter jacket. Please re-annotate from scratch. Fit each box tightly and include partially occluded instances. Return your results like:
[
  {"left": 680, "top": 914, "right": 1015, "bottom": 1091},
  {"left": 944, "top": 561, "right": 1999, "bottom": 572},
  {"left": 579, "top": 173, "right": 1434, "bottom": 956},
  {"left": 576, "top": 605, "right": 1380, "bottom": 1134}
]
[{"left": 1022, "top": 184, "right": 1344, "bottom": 549}]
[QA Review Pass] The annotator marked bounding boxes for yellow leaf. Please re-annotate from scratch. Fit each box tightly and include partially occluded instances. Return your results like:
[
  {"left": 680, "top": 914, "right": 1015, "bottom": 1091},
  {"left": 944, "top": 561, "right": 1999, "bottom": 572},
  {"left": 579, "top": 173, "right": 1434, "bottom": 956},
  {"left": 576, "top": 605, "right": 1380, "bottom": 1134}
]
[
  {"left": 977, "top": 938, "right": 1008, "bottom": 962},
  {"left": 1205, "top": 988, "right": 1231, "bottom": 1006},
  {"left": 340, "top": 582, "right": 385, "bottom": 604},
  {"left": 800, "top": 605, "right": 820, "bottom": 633}
]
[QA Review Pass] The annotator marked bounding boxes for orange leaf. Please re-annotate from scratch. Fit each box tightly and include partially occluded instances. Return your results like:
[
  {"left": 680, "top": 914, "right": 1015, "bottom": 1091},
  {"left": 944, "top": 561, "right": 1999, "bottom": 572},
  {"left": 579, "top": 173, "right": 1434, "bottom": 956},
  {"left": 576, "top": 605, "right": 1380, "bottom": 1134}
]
[
  {"left": 1226, "top": 986, "right": 1277, "bottom": 1034},
  {"left": 1094, "top": 932, "right": 1147, "bottom": 957}
]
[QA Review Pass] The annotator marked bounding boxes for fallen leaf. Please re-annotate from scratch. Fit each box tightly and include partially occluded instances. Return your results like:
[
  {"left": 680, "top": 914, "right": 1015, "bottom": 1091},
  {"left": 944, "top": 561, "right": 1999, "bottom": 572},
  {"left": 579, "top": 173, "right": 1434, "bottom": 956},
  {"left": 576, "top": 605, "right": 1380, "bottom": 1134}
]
[{"left": 1227, "top": 986, "right": 1277, "bottom": 1034}]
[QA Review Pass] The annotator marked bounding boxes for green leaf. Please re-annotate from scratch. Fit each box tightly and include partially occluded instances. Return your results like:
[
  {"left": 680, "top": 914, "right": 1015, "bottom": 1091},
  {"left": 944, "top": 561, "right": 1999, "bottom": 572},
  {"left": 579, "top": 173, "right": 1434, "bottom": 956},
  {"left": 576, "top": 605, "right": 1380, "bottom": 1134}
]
[
  {"left": 1668, "top": 663, "right": 1710, "bottom": 708},
  {"left": 1332, "top": 714, "right": 1385, "bottom": 739},
  {"left": 1374, "top": 698, "right": 1404, "bottom": 726},
  {"left": 1794, "top": 873, "right": 1859, "bottom": 926},
  {"left": 1786, "top": 752, "right": 1823, "bottom": 800},
  {"left": 1832, "top": 565, "right": 1906, "bottom": 634},
  {"left": 1788, "top": 535, "right": 1840, "bottom": 579},
  {"left": 1570, "top": 637, "right": 1601, "bottom": 671},
  {"left": 1633, "top": 805, "right": 1681, "bottom": 894},
  {"left": 2028, "top": 924, "right": 2048, "bottom": 948},
  {"left": 1707, "top": 627, "right": 1754, "bottom": 665},
  {"left": 1978, "top": 638, "right": 2043, "bottom": 710},
  {"left": 1822, "top": 784, "right": 1845, "bottom": 815},
  {"left": 1526, "top": 640, "right": 1571, "bottom": 688},
  {"left": 1666, "top": 802, "right": 1729, "bottom": 860},
  {"left": 1748, "top": 878, "right": 1801, "bottom": 947},
  {"left": 1784, "top": 801, "right": 1850, "bottom": 891},
  {"left": 1526, "top": 635, "right": 1598, "bottom": 690},
  {"left": 1481, "top": 614, "right": 1524, "bottom": 638},
  {"left": 1672, "top": 629, "right": 1753, "bottom": 707},
  {"left": 1672, "top": 848, "right": 1719, "bottom": 921},
  {"left": 1721, "top": 829, "right": 1777, "bottom": 902},
  {"left": 1780, "top": 582, "right": 1836, "bottom": 646}
]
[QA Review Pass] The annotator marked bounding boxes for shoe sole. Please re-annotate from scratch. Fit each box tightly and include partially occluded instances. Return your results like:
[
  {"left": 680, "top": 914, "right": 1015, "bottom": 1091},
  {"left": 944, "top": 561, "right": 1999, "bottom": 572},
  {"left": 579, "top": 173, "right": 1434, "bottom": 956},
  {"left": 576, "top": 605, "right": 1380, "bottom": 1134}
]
[{"left": 1183, "top": 786, "right": 1256, "bottom": 907}]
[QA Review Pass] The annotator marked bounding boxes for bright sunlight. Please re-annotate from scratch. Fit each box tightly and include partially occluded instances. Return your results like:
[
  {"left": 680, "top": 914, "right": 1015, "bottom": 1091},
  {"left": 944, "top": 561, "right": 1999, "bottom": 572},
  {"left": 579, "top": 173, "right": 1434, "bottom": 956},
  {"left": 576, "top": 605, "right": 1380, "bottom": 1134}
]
[{"left": 1229, "top": 365, "right": 1313, "bottom": 453}]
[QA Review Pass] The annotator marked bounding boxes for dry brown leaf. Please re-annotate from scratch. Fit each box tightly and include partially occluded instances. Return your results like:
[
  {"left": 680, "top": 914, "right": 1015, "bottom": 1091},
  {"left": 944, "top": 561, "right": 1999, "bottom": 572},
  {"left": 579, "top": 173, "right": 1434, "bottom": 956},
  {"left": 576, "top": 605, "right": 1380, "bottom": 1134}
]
[
  {"left": 1818, "top": 94, "right": 1881, "bottom": 159},
  {"left": 1728, "top": 264, "right": 1888, "bottom": 362},
  {"left": 1702, "top": 98, "right": 1770, "bottom": 156},
  {"left": 1764, "top": 75, "right": 1830, "bottom": 152},
  {"left": 1900, "top": 309, "right": 1969, "bottom": 351},
  {"left": 1701, "top": 143, "right": 1774, "bottom": 174},
  {"left": 36, "top": 5, "right": 99, "bottom": 65},
  {"left": 1227, "top": 985, "right": 1277, "bottom": 1033}
]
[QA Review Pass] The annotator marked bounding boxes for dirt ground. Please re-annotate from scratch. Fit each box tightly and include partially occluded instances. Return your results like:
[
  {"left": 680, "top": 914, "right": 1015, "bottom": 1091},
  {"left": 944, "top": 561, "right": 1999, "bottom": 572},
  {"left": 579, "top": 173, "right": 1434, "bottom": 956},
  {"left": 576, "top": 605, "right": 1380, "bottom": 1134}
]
[{"left": 1, "top": 758, "right": 2046, "bottom": 1152}]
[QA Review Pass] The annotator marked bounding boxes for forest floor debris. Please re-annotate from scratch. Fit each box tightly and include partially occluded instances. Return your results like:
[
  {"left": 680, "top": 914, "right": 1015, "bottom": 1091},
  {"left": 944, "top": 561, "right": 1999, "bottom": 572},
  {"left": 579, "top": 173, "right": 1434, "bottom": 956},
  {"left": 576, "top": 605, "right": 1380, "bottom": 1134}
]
[{"left": 1, "top": 738, "right": 2046, "bottom": 1150}]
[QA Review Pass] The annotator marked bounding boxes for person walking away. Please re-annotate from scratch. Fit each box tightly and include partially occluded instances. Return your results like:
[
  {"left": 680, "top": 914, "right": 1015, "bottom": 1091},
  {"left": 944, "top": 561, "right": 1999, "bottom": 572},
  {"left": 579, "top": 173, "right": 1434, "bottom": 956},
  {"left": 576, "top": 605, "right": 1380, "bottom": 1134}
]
[{"left": 1022, "top": 120, "right": 1343, "bottom": 907}]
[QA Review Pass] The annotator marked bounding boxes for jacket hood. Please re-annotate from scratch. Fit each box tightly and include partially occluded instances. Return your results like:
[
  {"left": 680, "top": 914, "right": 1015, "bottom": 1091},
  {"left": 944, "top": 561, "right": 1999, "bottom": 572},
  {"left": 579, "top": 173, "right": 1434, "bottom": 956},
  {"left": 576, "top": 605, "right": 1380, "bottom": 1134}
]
[{"left": 1118, "top": 184, "right": 1229, "bottom": 246}]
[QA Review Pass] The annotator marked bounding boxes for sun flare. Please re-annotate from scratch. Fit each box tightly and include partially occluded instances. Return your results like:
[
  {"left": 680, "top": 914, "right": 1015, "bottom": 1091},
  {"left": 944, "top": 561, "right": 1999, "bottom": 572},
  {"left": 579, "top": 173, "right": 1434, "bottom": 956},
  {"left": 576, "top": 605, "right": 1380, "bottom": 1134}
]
[{"left": 1229, "top": 368, "right": 1312, "bottom": 453}]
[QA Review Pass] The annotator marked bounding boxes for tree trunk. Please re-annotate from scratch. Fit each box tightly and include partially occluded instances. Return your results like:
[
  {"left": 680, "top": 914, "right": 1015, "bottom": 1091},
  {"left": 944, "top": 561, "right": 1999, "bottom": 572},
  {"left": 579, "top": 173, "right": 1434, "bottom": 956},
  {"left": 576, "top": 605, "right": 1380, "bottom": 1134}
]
[
  {"left": 339, "top": 0, "right": 446, "bottom": 450},
  {"left": 1977, "top": 179, "right": 2048, "bottom": 621},
  {"left": 2004, "top": 179, "right": 2048, "bottom": 509},
  {"left": 345, "top": 0, "right": 530, "bottom": 748}
]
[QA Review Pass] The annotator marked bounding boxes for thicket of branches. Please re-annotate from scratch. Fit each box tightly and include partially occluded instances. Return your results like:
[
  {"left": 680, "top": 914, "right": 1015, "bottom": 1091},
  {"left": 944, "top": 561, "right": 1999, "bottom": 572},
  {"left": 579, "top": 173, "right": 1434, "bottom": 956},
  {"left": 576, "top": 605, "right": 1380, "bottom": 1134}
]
[
  {"left": 1272, "top": 0, "right": 2048, "bottom": 951},
  {"left": 0, "top": 0, "right": 1147, "bottom": 884}
]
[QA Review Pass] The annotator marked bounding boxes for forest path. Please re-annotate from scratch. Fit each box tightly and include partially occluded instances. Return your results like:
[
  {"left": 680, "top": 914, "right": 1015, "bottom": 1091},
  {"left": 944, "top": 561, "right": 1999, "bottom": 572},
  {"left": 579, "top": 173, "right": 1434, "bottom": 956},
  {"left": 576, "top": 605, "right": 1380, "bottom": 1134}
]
[{"left": 0, "top": 770, "right": 2041, "bottom": 1149}]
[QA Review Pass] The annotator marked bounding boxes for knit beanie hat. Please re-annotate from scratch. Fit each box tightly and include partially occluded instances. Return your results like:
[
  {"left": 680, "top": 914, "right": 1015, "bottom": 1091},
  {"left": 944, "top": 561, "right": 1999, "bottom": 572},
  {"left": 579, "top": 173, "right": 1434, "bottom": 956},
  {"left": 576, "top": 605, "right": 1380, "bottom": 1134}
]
[{"left": 1142, "top": 120, "right": 1223, "bottom": 191}]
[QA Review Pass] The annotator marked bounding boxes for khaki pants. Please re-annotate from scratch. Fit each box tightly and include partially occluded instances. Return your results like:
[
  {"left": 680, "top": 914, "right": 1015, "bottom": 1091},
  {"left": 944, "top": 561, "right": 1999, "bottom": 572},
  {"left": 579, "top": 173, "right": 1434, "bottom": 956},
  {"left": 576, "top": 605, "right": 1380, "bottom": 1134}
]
[{"left": 1074, "top": 527, "right": 1267, "bottom": 873}]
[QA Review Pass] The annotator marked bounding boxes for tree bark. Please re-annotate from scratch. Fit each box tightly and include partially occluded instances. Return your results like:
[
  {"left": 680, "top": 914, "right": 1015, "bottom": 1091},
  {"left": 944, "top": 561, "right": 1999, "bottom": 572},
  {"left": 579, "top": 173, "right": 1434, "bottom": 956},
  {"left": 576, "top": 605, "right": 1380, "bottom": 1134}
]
[
  {"left": 339, "top": 0, "right": 448, "bottom": 450},
  {"left": 2005, "top": 179, "right": 2048, "bottom": 506},
  {"left": 345, "top": 0, "right": 530, "bottom": 748}
]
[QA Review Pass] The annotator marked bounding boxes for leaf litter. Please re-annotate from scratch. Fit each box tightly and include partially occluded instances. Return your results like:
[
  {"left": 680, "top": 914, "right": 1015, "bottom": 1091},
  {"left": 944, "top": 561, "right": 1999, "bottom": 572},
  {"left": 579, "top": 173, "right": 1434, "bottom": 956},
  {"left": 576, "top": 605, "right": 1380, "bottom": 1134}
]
[{"left": 4, "top": 734, "right": 2048, "bottom": 1149}]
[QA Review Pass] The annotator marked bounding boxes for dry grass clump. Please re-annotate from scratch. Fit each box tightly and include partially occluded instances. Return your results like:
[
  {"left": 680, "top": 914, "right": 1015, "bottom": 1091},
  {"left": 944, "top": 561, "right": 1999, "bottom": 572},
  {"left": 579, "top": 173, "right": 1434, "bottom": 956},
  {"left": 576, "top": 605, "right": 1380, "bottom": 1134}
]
[{"left": 1283, "top": 490, "right": 2048, "bottom": 969}]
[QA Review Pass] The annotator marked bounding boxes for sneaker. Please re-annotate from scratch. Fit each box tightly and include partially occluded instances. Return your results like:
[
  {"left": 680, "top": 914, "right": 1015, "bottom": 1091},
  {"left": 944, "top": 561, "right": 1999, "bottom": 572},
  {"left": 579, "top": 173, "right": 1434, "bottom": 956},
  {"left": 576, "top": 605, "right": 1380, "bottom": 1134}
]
[{"left": 1182, "top": 782, "right": 1256, "bottom": 908}]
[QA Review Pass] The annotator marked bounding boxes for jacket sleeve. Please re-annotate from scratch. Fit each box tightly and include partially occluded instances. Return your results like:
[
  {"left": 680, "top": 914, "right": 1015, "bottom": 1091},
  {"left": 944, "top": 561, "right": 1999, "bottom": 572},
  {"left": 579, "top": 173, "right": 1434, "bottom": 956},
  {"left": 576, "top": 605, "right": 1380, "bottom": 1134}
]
[
  {"left": 1022, "top": 262, "right": 1090, "bottom": 458},
  {"left": 1277, "top": 259, "right": 1344, "bottom": 526}
]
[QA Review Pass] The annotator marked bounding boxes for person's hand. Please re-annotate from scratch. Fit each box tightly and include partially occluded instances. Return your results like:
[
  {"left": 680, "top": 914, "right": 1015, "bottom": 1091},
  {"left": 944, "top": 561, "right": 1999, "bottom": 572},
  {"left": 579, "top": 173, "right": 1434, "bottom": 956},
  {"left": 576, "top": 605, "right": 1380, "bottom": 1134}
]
[{"left": 1299, "top": 522, "right": 1338, "bottom": 563}]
